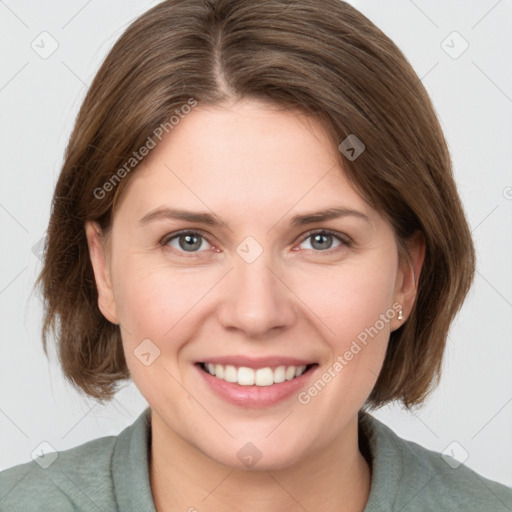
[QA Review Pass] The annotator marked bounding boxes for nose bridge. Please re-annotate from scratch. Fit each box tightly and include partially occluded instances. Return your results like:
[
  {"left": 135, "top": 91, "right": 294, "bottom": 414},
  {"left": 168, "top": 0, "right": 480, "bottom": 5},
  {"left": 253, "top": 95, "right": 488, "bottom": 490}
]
[{"left": 217, "top": 241, "right": 296, "bottom": 336}]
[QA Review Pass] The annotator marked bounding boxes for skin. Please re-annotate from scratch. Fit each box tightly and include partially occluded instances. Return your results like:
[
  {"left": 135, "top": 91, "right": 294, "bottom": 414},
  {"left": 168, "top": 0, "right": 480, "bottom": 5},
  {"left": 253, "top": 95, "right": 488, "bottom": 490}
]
[{"left": 86, "top": 98, "right": 424, "bottom": 512}]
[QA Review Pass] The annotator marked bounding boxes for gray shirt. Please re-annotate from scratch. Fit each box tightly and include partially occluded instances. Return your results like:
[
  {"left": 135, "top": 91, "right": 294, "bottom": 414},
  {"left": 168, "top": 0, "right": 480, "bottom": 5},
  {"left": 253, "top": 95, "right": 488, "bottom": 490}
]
[{"left": 1, "top": 407, "right": 511, "bottom": 511}]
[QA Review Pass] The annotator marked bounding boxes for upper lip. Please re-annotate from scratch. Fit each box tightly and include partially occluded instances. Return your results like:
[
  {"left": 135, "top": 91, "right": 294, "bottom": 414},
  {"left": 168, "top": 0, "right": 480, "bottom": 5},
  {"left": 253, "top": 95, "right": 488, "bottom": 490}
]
[{"left": 197, "top": 356, "right": 317, "bottom": 369}]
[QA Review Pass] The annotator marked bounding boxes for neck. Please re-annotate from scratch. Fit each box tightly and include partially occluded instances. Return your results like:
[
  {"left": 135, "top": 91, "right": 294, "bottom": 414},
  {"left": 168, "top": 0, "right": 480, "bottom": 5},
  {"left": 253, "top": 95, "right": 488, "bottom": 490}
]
[{"left": 149, "top": 411, "right": 371, "bottom": 512}]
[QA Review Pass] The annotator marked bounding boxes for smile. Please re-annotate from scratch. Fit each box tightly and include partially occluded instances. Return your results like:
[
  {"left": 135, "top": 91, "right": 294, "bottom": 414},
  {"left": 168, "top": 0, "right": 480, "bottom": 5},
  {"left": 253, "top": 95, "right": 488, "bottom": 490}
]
[{"left": 199, "top": 362, "right": 316, "bottom": 386}]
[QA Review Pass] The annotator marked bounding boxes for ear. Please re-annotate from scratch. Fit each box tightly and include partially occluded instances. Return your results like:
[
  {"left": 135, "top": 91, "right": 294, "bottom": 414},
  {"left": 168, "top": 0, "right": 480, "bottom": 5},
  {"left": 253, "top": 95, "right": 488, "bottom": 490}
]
[
  {"left": 391, "top": 231, "right": 425, "bottom": 330},
  {"left": 84, "top": 221, "right": 119, "bottom": 324}
]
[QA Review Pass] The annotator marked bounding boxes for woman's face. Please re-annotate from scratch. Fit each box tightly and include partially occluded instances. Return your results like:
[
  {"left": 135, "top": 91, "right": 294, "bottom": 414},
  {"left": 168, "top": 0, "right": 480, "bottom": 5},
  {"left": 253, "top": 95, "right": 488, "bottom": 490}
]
[{"left": 87, "top": 99, "right": 419, "bottom": 469}]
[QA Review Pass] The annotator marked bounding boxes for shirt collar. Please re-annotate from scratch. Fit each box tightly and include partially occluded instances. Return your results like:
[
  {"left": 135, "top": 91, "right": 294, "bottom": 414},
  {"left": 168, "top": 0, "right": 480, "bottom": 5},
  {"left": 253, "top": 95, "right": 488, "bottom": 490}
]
[
  {"left": 112, "top": 406, "right": 409, "bottom": 512},
  {"left": 112, "top": 406, "right": 156, "bottom": 512}
]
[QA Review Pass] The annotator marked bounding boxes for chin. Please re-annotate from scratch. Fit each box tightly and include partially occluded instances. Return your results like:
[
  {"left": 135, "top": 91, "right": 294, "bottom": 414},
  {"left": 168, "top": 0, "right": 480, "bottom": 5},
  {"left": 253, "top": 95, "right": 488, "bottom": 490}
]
[{"left": 200, "top": 434, "right": 310, "bottom": 472}]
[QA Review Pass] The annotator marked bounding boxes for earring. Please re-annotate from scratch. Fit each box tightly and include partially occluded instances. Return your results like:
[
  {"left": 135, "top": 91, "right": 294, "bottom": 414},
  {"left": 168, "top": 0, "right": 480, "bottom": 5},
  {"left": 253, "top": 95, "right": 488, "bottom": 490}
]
[{"left": 398, "top": 309, "right": 403, "bottom": 321}]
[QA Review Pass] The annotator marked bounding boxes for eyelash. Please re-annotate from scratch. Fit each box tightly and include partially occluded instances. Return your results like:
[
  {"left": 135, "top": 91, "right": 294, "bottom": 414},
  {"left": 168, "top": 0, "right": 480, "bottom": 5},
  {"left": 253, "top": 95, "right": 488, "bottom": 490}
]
[{"left": 159, "top": 229, "right": 351, "bottom": 257}]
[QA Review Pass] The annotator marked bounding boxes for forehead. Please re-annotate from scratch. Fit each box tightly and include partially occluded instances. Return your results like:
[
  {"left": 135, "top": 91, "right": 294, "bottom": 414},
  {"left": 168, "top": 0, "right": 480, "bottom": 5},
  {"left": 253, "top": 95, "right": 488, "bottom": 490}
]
[{"left": 114, "top": 99, "right": 375, "bottom": 226}]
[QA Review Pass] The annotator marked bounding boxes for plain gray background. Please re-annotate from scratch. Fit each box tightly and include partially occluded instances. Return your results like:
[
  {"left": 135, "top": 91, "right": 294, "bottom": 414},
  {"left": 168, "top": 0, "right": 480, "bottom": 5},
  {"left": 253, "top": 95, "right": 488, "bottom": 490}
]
[{"left": 1, "top": 0, "right": 511, "bottom": 487}]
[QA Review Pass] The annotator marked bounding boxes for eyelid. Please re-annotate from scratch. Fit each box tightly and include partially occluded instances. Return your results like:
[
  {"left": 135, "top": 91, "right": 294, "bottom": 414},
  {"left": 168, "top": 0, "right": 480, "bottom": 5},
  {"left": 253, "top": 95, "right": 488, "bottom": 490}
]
[
  {"left": 160, "top": 228, "right": 352, "bottom": 255},
  {"left": 160, "top": 229, "right": 216, "bottom": 251},
  {"left": 297, "top": 228, "right": 352, "bottom": 246}
]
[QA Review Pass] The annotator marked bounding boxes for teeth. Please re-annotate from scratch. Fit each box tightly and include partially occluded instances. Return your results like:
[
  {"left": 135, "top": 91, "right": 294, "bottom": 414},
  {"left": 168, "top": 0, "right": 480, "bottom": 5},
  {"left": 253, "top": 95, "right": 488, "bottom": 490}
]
[
  {"left": 274, "top": 365, "right": 286, "bottom": 383},
  {"left": 224, "top": 365, "right": 237, "bottom": 383},
  {"left": 215, "top": 364, "right": 224, "bottom": 379},
  {"left": 238, "top": 367, "right": 255, "bottom": 385},
  {"left": 254, "top": 367, "right": 273, "bottom": 386},
  {"left": 286, "top": 366, "right": 296, "bottom": 380},
  {"left": 202, "top": 363, "right": 308, "bottom": 386}
]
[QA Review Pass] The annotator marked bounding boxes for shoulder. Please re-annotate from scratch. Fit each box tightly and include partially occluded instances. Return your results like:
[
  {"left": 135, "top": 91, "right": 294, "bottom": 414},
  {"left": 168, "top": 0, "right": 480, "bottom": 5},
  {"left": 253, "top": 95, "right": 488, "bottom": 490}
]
[
  {"left": 0, "top": 431, "right": 118, "bottom": 512},
  {"left": 361, "top": 412, "right": 512, "bottom": 512}
]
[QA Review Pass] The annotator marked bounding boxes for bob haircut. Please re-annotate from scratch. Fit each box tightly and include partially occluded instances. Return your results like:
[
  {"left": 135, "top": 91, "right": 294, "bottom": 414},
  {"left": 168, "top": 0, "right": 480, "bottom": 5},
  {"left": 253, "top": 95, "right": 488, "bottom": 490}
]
[{"left": 38, "top": 0, "right": 475, "bottom": 409}]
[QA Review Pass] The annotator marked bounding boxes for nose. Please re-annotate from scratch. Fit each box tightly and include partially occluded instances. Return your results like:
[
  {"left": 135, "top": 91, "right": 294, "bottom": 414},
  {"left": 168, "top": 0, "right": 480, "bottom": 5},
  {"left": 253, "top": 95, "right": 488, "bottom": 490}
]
[{"left": 216, "top": 250, "right": 297, "bottom": 339}]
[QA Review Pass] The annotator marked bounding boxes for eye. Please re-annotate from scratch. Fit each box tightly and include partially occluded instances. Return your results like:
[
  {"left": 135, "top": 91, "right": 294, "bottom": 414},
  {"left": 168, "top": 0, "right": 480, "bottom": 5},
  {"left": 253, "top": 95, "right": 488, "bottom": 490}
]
[
  {"left": 298, "top": 230, "right": 348, "bottom": 253},
  {"left": 160, "top": 229, "right": 350, "bottom": 257},
  {"left": 161, "top": 230, "right": 212, "bottom": 254}
]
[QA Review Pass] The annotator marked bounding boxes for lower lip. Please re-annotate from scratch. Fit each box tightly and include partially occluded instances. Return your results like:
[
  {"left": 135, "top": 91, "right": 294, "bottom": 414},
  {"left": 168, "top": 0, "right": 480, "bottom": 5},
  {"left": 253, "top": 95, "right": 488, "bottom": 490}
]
[{"left": 195, "top": 364, "right": 318, "bottom": 408}]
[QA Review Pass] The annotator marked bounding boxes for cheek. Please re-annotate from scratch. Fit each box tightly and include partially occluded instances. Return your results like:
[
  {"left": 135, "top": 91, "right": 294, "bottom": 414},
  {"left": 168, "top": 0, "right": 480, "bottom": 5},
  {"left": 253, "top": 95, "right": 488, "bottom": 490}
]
[
  {"left": 111, "top": 257, "right": 220, "bottom": 352},
  {"left": 292, "top": 257, "right": 397, "bottom": 401},
  {"left": 295, "top": 254, "right": 398, "bottom": 342},
  {"left": 111, "top": 260, "right": 215, "bottom": 408}
]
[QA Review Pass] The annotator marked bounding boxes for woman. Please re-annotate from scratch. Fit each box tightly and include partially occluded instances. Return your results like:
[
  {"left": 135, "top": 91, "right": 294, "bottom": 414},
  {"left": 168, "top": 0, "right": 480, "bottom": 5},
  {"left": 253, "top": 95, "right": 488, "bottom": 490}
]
[{"left": 1, "top": 0, "right": 510, "bottom": 511}]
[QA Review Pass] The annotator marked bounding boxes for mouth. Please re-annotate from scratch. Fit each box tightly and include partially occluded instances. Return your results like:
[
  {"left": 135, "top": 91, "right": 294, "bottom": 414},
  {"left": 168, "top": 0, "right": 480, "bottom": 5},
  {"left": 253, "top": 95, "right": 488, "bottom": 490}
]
[{"left": 196, "top": 362, "right": 318, "bottom": 387}]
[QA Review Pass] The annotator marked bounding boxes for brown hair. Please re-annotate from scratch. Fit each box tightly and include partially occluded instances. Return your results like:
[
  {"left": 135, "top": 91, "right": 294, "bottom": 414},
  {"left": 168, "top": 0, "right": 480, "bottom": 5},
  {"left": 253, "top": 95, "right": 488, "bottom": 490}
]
[{"left": 37, "top": 0, "right": 475, "bottom": 408}]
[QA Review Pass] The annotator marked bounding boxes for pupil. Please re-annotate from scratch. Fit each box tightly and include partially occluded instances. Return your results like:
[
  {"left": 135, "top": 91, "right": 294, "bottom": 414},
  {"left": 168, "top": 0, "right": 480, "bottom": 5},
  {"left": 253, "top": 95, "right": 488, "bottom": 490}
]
[
  {"left": 180, "top": 234, "right": 201, "bottom": 251},
  {"left": 312, "top": 233, "right": 332, "bottom": 250}
]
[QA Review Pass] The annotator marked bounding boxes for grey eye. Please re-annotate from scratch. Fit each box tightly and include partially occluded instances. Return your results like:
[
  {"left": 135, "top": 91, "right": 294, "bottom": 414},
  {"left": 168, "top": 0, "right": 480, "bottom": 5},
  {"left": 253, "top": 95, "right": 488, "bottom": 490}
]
[
  {"left": 167, "top": 232, "right": 208, "bottom": 252},
  {"left": 300, "top": 232, "right": 342, "bottom": 251}
]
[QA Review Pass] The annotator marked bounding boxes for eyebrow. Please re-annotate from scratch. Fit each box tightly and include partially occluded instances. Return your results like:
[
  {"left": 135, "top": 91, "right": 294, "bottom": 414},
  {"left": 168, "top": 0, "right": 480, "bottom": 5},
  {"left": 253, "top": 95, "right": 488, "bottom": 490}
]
[{"left": 139, "top": 206, "right": 369, "bottom": 228}]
